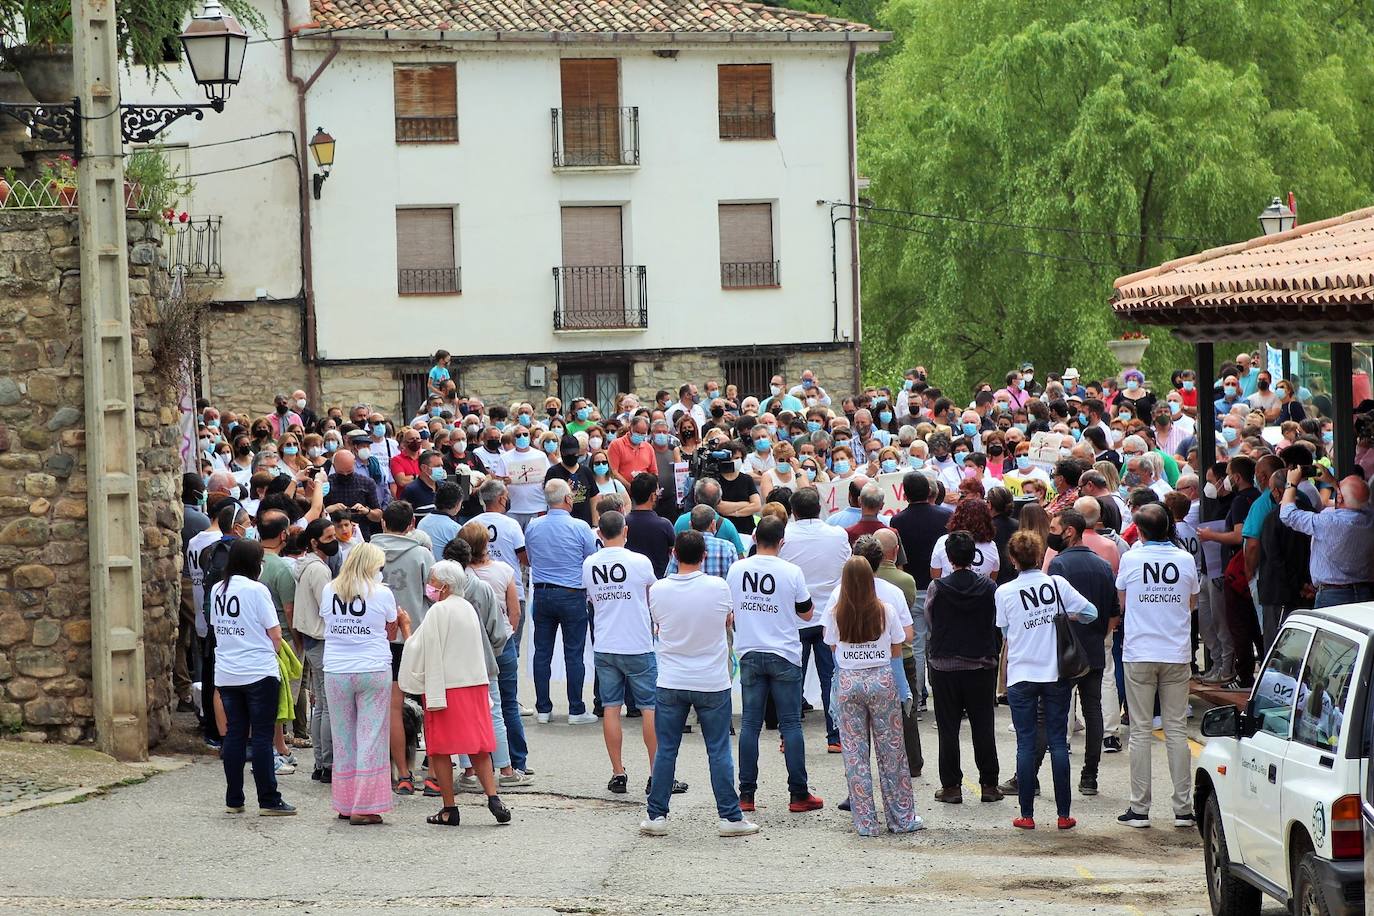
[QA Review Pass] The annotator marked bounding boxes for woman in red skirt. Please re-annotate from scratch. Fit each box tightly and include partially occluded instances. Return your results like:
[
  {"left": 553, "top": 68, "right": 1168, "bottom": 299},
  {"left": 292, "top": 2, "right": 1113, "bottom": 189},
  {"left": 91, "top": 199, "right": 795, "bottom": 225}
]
[{"left": 398, "top": 560, "right": 511, "bottom": 826}]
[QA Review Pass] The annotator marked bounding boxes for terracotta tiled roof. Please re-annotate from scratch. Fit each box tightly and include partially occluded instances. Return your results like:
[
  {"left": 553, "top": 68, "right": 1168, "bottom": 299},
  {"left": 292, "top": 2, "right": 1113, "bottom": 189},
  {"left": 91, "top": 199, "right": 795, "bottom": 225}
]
[
  {"left": 309, "top": 0, "right": 880, "bottom": 36},
  {"left": 1111, "top": 206, "right": 1374, "bottom": 339}
]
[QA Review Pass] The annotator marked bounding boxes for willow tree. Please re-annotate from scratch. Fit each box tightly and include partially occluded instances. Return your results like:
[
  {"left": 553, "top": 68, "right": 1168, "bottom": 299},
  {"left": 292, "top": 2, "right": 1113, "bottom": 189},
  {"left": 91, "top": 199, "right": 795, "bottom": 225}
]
[{"left": 857, "top": 0, "right": 1374, "bottom": 393}]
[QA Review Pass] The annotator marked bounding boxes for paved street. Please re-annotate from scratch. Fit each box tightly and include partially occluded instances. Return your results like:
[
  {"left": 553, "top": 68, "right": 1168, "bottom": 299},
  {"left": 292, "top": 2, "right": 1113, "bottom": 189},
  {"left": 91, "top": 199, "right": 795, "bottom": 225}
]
[{"left": 0, "top": 697, "right": 1256, "bottom": 916}]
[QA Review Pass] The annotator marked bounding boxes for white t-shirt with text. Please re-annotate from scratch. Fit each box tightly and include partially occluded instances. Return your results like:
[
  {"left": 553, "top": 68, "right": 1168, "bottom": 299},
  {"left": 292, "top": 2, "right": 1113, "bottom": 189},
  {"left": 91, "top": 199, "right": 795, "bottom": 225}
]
[
  {"left": 930, "top": 534, "right": 1000, "bottom": 580},
  {"left": 471, "top": 511, "right": 526, "bottom": 600},
  {"left": 995, "top": 570, "right": 1092, "bottom": 685},
  {"left": 650, "top": 572, "right": 732, "bottom": 692},
  {"left": 320, "top": 578, "right": 399, "bottom": 675},
  {"left": 210, "top": 576, "right": 280, "bottom": 687},
  {"left": 726, "top": 554, "right": 811, "bottom": 666},
  {"left": 583, "top": 546, "right": 657, "bottom": 656},
  {"left": 823, "top": 600, "right": 905, "bottom": 670},
  {"left": 1116, "top": 541, "right": 1200, "bottom": 664}
]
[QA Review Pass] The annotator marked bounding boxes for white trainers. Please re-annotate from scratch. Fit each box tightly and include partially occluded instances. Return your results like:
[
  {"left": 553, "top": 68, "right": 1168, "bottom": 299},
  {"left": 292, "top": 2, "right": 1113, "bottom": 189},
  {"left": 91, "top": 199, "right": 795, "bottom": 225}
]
[
  {"left": 520, "top": 705, "right": 535, "bottom": 717},
  {"left": 458, "top": 774, "right": 480, "bottom": 791},
  {"left": 568, "top": 712, "right": 599, "bottom": 725},
  {"left": 498, "top": 770, "right": 534, "bottom": 787},
  {"left": 273, "top": 755, "right": 296, "bottom": 776},
  {"left": 719, "top": 818, "right": 761, "bottom": 837},
  {"left": 536, "top": 712, "right": 551, "bottom": 724},
  {"left": 640, "top": 816, "right": 669, "bottom": 836}
]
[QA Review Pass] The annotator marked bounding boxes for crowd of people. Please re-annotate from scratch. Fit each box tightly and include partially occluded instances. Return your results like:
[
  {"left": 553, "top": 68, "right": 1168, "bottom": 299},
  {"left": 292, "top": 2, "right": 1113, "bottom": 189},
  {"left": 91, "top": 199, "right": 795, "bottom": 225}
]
[{"left": 181, "top": 349, "right": 1374, "bottom": 834}]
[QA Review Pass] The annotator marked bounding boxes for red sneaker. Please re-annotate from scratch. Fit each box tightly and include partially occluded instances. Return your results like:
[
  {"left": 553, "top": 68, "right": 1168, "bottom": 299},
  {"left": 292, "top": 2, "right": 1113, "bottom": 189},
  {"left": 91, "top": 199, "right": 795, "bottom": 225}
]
[
  {"left": 826, "top": 743, "right": 842, "bottom": 754},
  {"left": 1012, "top": 816, "right": 1035, "bottom": 830},
  {"left": 738, "top": 793, "right": 755, "bottom": 812},
  {"left": 1057, "top": 816, "right": 1077, "bottom": 830},
  {"left": 788, "top": 793, "right": 825, "bottom": 813}
]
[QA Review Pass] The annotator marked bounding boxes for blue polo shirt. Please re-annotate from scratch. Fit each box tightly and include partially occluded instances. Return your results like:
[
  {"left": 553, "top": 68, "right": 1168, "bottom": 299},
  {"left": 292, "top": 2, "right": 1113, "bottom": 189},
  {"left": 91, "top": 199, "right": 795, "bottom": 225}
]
[{"left": 525, "top": 508, "right": 597, "bottom": 588}]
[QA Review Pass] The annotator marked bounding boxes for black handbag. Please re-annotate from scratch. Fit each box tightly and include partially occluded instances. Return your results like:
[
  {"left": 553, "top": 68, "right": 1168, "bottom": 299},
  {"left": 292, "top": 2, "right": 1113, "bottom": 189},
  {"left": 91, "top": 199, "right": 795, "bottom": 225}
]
[{"left": 1053, "top": 586, "right": 1090, "bottom": 681}]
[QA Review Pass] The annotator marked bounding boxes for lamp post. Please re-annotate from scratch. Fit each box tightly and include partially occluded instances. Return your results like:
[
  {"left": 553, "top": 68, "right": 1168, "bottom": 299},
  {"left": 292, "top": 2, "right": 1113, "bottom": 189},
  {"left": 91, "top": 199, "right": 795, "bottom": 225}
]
[
  {"left": 0, "top": 0, "right": 247, "bottom": 155},
  {"left": 308, "top": 127, "right": 335, "bottom": 199},
  {"left": 1258, "top": 197, "right": 1295, "bottom": 236}
]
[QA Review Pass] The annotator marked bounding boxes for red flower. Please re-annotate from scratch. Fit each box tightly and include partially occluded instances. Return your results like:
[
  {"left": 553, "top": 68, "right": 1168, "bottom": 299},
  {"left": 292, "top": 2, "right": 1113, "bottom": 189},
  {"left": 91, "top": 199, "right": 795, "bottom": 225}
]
[{"left": 178, "top": 211, "right": 189, "bottom": 223}]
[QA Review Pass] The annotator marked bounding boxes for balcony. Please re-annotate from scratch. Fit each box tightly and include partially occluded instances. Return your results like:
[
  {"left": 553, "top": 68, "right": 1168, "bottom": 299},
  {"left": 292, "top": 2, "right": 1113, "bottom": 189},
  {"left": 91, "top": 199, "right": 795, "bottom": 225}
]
[
  {"left": 395, "top": 115, "right": 459, "bottom": 143},
  {"left": 721, "top": 260, "right": 780, "bottom": 289},
  {"left": 719, "top": 110, "right": 775, "bottom": 140},
  {"left": 398, "top": 267, "right": 461, "bottom": 295},
  {"left": 167, "top": 216, "right": 222, "bottom": 279},
  {"left": 551, "top": 107, "right": 639, "bottom": 168},
  {"left": 553, "top": 265, "right": 647, "bottom": 331}
]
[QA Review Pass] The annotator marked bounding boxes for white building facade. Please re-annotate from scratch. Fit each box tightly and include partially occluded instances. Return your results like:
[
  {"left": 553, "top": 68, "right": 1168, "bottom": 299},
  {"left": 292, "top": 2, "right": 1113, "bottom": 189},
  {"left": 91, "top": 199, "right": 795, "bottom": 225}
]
[{"left": 135, "top": 0, "right": 886, "bottom": 417}]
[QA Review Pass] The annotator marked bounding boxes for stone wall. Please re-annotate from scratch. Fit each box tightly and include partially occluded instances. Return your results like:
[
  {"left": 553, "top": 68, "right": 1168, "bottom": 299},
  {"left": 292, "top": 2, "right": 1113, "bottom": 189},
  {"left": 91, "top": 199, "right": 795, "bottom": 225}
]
[
  {"left": 0, "top": 211, "right": 182, "bottom": 747},
  {"left": 318, "top": 364, "right": 407, "bottom": 419},
  {"left": 202, "top": 299, "right": 308, "bottom": 419}
]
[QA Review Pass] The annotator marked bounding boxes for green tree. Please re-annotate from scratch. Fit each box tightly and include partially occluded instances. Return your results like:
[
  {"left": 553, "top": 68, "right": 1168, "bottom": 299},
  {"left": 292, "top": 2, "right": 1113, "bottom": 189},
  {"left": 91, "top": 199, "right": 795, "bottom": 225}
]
[{"left": 857, "top": 0, "right": 1374, "bottom": 395}]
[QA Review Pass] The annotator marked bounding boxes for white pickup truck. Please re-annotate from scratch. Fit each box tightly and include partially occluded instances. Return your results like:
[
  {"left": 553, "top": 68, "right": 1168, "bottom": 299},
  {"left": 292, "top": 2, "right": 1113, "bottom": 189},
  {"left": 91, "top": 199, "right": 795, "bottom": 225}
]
[{"left": 1193, "top": 604, "right": 1370, "bottom": 916}]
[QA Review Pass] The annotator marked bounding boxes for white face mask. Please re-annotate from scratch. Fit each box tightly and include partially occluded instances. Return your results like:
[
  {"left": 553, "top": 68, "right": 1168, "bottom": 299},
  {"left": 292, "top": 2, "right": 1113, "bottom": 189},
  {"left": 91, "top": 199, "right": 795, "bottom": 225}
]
[
  {"left": 357, "top": 447, "right": 372, "bottom": 461},
  {"left": 1203, "top": 481, "right": 1218, "bottom": 500},
  {"left": 295, "top": 398, "right": 307, "bottom": 411},
  {"left": 588, "top": 436, "right": 603, "bottom": 450}
]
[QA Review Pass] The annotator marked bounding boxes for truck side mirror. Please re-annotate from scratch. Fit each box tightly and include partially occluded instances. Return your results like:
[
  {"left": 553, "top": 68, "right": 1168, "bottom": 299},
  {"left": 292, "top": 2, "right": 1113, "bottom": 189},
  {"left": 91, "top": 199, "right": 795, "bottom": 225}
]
[{"left": 1201, "top": 705, "right": 1240, "bottom": 738}]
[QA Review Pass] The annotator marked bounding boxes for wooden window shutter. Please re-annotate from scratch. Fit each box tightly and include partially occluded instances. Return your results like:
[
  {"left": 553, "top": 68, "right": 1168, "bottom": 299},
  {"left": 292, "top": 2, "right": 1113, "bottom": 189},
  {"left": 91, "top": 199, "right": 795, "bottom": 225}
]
[
  {"left": 559, "top": 59, "right": 620, "bottom": 164},
  {"left": 396, "top": 208, "right": 456, "bottom": 270},
  {"left": 718, "top": 64, "right": 773, "bottom": 138},
  {"left": 560, "top": 206, "right": 623, "bottom": 266},
  {"left": 393, "top": 64, "right": 458, "bottom": 142},
  {"left": 719, "top": 203, "right": 773, "bottom": 262},
  {"left": 560, "top": 59, "right": 619, "bottom": 110}
]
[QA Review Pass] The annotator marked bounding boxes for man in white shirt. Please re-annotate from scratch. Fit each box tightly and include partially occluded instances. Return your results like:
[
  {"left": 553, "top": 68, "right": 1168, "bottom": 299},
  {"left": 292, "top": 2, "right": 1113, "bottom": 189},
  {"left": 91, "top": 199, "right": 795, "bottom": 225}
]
[
  {"left": 665, "top": 383, "right": 707, "bottom": 432},
  {"left": 778, "top": 487, "right": 851, "bottom": 750},
  {"left": 583, "top": 512, "right": 666, "bottom": 795},
  {"left": 726, "top": 517, "right": 822, "bottom": 814},
  {"left": 504, "top": 426, "right": 550, "bottom": 529},
  {"left": 641, "top": 530, "right": 759, "bottom": 838},
  {"left": 1114, "top": 504, "right": 1200, "bottom": 830}
]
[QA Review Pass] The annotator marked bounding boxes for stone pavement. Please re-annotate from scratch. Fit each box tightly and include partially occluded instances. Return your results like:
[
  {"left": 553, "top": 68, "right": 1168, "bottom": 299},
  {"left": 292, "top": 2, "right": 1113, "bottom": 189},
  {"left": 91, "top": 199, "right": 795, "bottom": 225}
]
[{"left": 0, "top": 699, "right": 1280, "bottom": 916}]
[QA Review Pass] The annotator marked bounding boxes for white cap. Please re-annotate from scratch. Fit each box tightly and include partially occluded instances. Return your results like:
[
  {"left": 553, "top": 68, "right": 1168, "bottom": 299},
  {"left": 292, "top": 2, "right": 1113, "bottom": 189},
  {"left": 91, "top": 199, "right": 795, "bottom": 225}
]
[{"left": 1063, "top": 367, "right": 1080, "bottom": 379}]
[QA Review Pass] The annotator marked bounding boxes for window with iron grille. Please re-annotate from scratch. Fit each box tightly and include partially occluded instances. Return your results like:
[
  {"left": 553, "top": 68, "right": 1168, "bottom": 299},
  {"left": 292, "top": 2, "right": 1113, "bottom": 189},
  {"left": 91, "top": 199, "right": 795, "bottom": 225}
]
[
  {"left": 394, "top": 64, "right": 458, "bottom": 143},
  {"left": 718, "top": 64, "right": 774, "bottom": 140},
  {"left": 719, "top": 202, "right": 778, "bottom": 288},
  {"left": 396, "top": 208, "right": 461, "bottom": 295},
  {"left": 721, "top": 355, "right": 782, "bottom": 402},
  {"left": 399, "top": 367, "right": 441, "bottom": 422}
]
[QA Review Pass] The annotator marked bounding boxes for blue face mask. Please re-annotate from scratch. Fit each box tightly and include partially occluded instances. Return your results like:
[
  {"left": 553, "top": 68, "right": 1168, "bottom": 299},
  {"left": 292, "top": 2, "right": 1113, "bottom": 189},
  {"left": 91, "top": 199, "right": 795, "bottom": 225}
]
[
  {"left": 777, "top": 461, "right": 792, "bottom": 473},
  {"left": 1168, "top": 401, "right": 1181, "bottom": 415},
  {"left": 1183, "top": 380, "right": 1195, "bottom": 391},
  {"left": 430, "top": 407, "right": 443, "bottom": 418},
  {"left": 372, "top": 424, "right": 387, "bottom": 438},
  {"left": 321, "top": 481, "right": 331, "bottom": 498},
  {"left": 902, "top": 379, "right": 915, "bottom": 391},
  {"left": 710, "top": 449, "right": 732, "bottom": 460},
  {"left": 1125, "top": 380, "right": 1139, "bottom": 392},
  {"left": 605, "top": 432, "right": 616, "bottom": 443},
  {"left": 542, "top": 440, "right": 558, "bottom": 454},
  {"left": 515, "top": 434, "right": 531, "bottom": 449},
  {"left": 1224, "top": 385, "right": 1237, "bottom": 398},
  {"left": 630, "top": 433, "right": 647, "bottom": 446},
  {"left": 1014, "top": 423, "right": 1028, "bottom": 434},
  {"left": 593, "top": 463, "right": 610, "bottom": 476},
  {"left": 953, "top": 451, "right": 968, "bottom": 466},
  {"left": 802, "top": 379, "right": 815, "bottom": 390},
  {"left": 805, "top": 468, "right": 818, "bottom": 482},
  {"left": 1017, "top": 379, "right": 1026, "bottom": 390},
  {"left": 325, "top": 441, "right": 339, "bottom": 453},
  {"left": 1118, "top": 412, "right": 1131, "bottom": 422},
  {"left": 908, "top": 455, "right": 925, "bottom": 469},
  {"left": 833, "top": 460, "right": 851, "bottom": 475},
  {"left": 880, "top": 459, "right": 898, "bottom": 474},
  {"left": 754, "top": 439, "right": 770, "bottom": 453},
  {"left": 1078, "top": 413, "right": 1088, "bottom": 426},
  {"left": 576, "top": 408, "right": 590, "bottom": 422},
  {"left": 962, "top": 422, "right": 978, "bottom": 438},
  {"left": 1016, "top": 455, "right": 1030, "bottom": 470},
  {"left": 1322, "top": 430, "right": 1334, "bottom": 444},
  {"left": 200, "top": 438, "right": 214, "bottom": 453},
  {"left": 282, "top": 445, "right": 298, "bottom": 456},
  {"left": 431, "top": 467, "right": 447, "bottom": 483},
  {"left": 1221, "top": 427, "right": 1238, "bottom": 443},
  {"left": 806, "top": 420, "right": 822, "bottom": 433},
  {"left": 653, "top": 433, "right": 670, "bottom": 447},
  {"left": 1071, "top": 428, "right": 1082, "bottom": 442},
  {"left": 879, "top": 411, "right": 893, "bottom": 425},
  {"left": 494, "top": 420, "right": 506, "bottom": 430},
  {"left": 518, "top": 413, "right": 531, "bottom": 426}
]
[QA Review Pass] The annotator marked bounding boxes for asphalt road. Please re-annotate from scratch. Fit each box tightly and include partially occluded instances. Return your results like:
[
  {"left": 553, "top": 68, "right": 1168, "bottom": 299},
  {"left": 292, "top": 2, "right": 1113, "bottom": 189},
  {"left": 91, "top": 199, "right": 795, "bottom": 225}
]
[{"left": 0, "top": 695, "right": 1249, "bottom": 916}]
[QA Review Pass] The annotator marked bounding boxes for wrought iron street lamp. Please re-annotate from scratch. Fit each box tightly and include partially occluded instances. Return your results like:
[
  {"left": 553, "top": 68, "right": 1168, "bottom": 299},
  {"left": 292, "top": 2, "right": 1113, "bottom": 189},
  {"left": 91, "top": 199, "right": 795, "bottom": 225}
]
[
  {"left": 309, "top": 127, "right": 335, "bottom": 199},
  {"left": 0, "top": 0, "right": 248, "bottom": 156},
  {"left": 1258, "top": 197, "right": 1295, "bottom": 236}
]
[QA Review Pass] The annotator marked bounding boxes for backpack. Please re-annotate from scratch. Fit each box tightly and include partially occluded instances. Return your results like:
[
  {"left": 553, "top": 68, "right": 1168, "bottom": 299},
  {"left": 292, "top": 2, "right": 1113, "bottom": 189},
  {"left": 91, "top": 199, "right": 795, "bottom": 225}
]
[{"left": 198, "top": 536, "right": 236, "bottom": 647}]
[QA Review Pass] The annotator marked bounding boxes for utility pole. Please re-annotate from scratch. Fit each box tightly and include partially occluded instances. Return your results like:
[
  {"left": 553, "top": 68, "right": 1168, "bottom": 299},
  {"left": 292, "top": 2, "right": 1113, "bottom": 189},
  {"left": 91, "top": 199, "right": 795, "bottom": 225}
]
[{"left": 75, "top": 0, "right": 148, "bottom": 760}]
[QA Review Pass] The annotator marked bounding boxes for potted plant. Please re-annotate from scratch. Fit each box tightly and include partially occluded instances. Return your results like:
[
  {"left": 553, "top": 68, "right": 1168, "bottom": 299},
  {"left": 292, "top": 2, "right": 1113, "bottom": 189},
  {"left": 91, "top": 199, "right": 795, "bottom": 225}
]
[
  {"left": 38, "top": 152, "right": 75, "bottom": 207},
  {"left": 1106, "top": 330, "right": 1151, "bottom": 379},
  {"left": 124, "top": 146, "right": 192, "bottom": 216}
]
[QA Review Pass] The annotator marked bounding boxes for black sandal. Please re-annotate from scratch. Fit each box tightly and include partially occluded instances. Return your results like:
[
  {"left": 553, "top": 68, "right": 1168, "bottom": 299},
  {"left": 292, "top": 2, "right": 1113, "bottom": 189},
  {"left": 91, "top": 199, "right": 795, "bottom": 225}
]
[
  {"left": 487, "top": 795, "right": 511, "bottom": 824},
  {"left": 426, "top": 806, "right": 460, "bottom": 826}
]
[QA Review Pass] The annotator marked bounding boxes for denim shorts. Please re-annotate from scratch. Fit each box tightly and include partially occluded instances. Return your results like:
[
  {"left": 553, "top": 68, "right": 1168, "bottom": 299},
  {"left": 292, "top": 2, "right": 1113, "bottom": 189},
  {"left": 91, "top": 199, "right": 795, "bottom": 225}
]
[{"left": 594, "top": 651, "right": 657, "bottom": 709}]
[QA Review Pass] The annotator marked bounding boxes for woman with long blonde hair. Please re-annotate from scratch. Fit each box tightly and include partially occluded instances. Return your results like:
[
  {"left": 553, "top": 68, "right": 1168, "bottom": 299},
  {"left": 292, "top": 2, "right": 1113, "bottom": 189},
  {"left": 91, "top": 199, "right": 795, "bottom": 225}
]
[
  {"left": 321, "top": 543, "right": 409, "bottom": 825},
  {"left": 826, "top": 556, "right": 921, "bottom": 836}
]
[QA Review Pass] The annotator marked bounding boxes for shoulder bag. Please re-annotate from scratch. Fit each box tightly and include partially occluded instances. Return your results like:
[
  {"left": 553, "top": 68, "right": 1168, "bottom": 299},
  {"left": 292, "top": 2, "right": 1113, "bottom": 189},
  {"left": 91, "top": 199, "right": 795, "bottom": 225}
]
[{"left": 1053, "top": 583, "right": 1090, "bottom": 681}]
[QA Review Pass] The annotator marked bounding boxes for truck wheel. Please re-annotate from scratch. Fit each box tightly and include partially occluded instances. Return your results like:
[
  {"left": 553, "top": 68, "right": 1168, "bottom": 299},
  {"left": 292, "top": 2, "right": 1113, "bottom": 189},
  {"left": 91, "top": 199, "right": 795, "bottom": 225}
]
[
  {"left": 1203, "top": 794, "right": 1262, "bottom": 916},
  {"left": 1292, "top": 852, "right": 1332, "bottom": 916}
]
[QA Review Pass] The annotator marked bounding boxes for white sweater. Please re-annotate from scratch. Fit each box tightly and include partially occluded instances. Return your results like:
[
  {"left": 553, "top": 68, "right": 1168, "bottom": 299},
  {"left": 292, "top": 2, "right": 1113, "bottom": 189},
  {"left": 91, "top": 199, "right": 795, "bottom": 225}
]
[{"left": 397, "top": 595, "right": 489, "bottom": 709}]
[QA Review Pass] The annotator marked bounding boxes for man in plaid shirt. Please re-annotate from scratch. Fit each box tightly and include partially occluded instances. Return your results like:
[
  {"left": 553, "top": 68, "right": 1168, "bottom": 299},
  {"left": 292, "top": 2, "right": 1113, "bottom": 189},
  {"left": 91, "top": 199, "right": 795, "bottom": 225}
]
[{"left": 667, "top": 505, "right": 737, "bottom": 579}]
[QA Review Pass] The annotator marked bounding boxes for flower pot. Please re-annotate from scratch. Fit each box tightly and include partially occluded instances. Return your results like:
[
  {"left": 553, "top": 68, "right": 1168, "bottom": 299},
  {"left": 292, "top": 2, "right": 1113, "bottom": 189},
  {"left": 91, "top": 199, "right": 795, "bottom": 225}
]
[
  {"left": 0, "top": 178, "right": 10, "bottom": 207},
  {"left": 1106, "top": 337, "right": 1150, "bottom": 380},
  {"left": 7, "top": 44, "right": 75, "bottom": 103},
  {"left": 124, "top": 181, "right": 143, "bottom": 211},
  {"left": 49, "top": 182, "right": 76, "bottom": 209}
]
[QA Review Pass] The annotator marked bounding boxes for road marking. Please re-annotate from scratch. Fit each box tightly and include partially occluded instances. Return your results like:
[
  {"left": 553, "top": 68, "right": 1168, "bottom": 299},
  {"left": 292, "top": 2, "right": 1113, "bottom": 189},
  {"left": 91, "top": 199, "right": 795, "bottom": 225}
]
[
  {"left": 1074, "top": 865, "right": 1093, "bottom": 880},
  {"left": 1152, "top": 729, "right": 1205, "bottom": 758}
]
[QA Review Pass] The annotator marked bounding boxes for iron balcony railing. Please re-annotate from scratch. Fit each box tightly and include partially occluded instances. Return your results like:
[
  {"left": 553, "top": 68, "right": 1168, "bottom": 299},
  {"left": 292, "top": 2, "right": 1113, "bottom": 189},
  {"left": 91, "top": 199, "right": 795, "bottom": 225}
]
[
  {"left": 719, "top": 110, "right": 775, "bottom": 140},
  {"left": 553, "top": 265, "right": 647, "bottom": 330},
  {"left": 552, "top": 107, "right": 640, "bottom": 167},
  {"left": 398, "top": 266, "right": 461, "bottom": 295},
  {"left": 721, "top": 260, "right": 780, "bottom": 288},
  {"left": 167, "top": 216, "right": 222, "bottom": 278},
  {"left": 395, "top": 115, "right": 459, "bottom": 143}
]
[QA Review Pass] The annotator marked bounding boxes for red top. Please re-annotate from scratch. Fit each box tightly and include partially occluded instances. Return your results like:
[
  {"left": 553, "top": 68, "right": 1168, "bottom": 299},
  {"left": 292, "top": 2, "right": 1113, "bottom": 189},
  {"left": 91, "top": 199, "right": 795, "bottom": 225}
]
[{"left": 609, "top": 436, "right": 656, "bottom": 482}]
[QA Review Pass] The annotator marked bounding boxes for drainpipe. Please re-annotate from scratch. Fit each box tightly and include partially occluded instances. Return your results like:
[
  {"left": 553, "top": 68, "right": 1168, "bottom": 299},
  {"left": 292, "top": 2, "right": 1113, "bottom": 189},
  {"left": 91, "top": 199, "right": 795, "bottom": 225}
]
[
  {"left": 845, "top": 40, "right": 861, "bottom": 393},
  {"left": 283, "top": 0, "right": 339, "bottom": 405}
]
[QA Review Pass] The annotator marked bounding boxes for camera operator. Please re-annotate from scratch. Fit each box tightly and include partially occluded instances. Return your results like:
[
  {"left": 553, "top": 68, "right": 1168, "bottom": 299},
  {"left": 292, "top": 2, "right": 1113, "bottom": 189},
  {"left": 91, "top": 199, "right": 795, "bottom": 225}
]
[{"left": 716, "top": 439, "right": 762, "bottom": 536}]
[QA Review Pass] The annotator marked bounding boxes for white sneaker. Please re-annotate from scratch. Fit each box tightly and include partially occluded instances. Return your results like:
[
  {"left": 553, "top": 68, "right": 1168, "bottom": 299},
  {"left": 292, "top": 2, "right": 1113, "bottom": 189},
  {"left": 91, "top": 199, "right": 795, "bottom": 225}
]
[
  {"left": 568, "top": 712, "right": 599, "bottom": 725},
  {"left": 274, "top": 756, "right": 296, "bottom": 776},
  {"left": 640, "top": 816, "right": 669, "bottom": 836},
  {"left": 719, "top": 818, "right": 761, "bottom": 837},
  {"left": 520, "top": 705, "right": 535, "bottom": 717},
  {"left": 536, "top": 712, "right": 551, "bottom": 724},
  {"left": 458, "top": 774, "right": 480, "bottom": 791},
  {"left": 498, "top": 770, "right": 534, "bottom": 787}
]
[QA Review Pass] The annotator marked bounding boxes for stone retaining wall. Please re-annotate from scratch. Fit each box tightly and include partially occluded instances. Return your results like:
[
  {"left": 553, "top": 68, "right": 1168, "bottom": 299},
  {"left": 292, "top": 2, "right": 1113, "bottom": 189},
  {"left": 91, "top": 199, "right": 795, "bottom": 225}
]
[{"left": 0, "top": 211, "right": 182, "bottom": 747}]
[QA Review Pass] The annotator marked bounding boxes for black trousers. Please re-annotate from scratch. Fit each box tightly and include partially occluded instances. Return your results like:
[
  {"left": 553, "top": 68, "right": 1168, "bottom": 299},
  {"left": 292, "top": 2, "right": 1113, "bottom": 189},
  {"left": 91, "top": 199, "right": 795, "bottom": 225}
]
[
  {"left": 901, "top": 653, "right": 925, "bottom": 776},
  {"left": 929, "top": 666, "right": 997, "bottom": 788},
  {"left": 1031, "top": 667, "right": 1105, "bottom": 778}
]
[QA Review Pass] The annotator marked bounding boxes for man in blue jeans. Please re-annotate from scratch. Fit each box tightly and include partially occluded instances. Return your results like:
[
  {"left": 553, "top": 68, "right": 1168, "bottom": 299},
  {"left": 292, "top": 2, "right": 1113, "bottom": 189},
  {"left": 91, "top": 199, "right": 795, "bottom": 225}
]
[
  {"left": 726, "top": 516, "right": 824, "bottom": 813},
  {"left": 642, "top": 531, "right": 759, "bottom": 837},
  {"left": 525, "top": 479, "right": 598, "bottom": 724}
]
